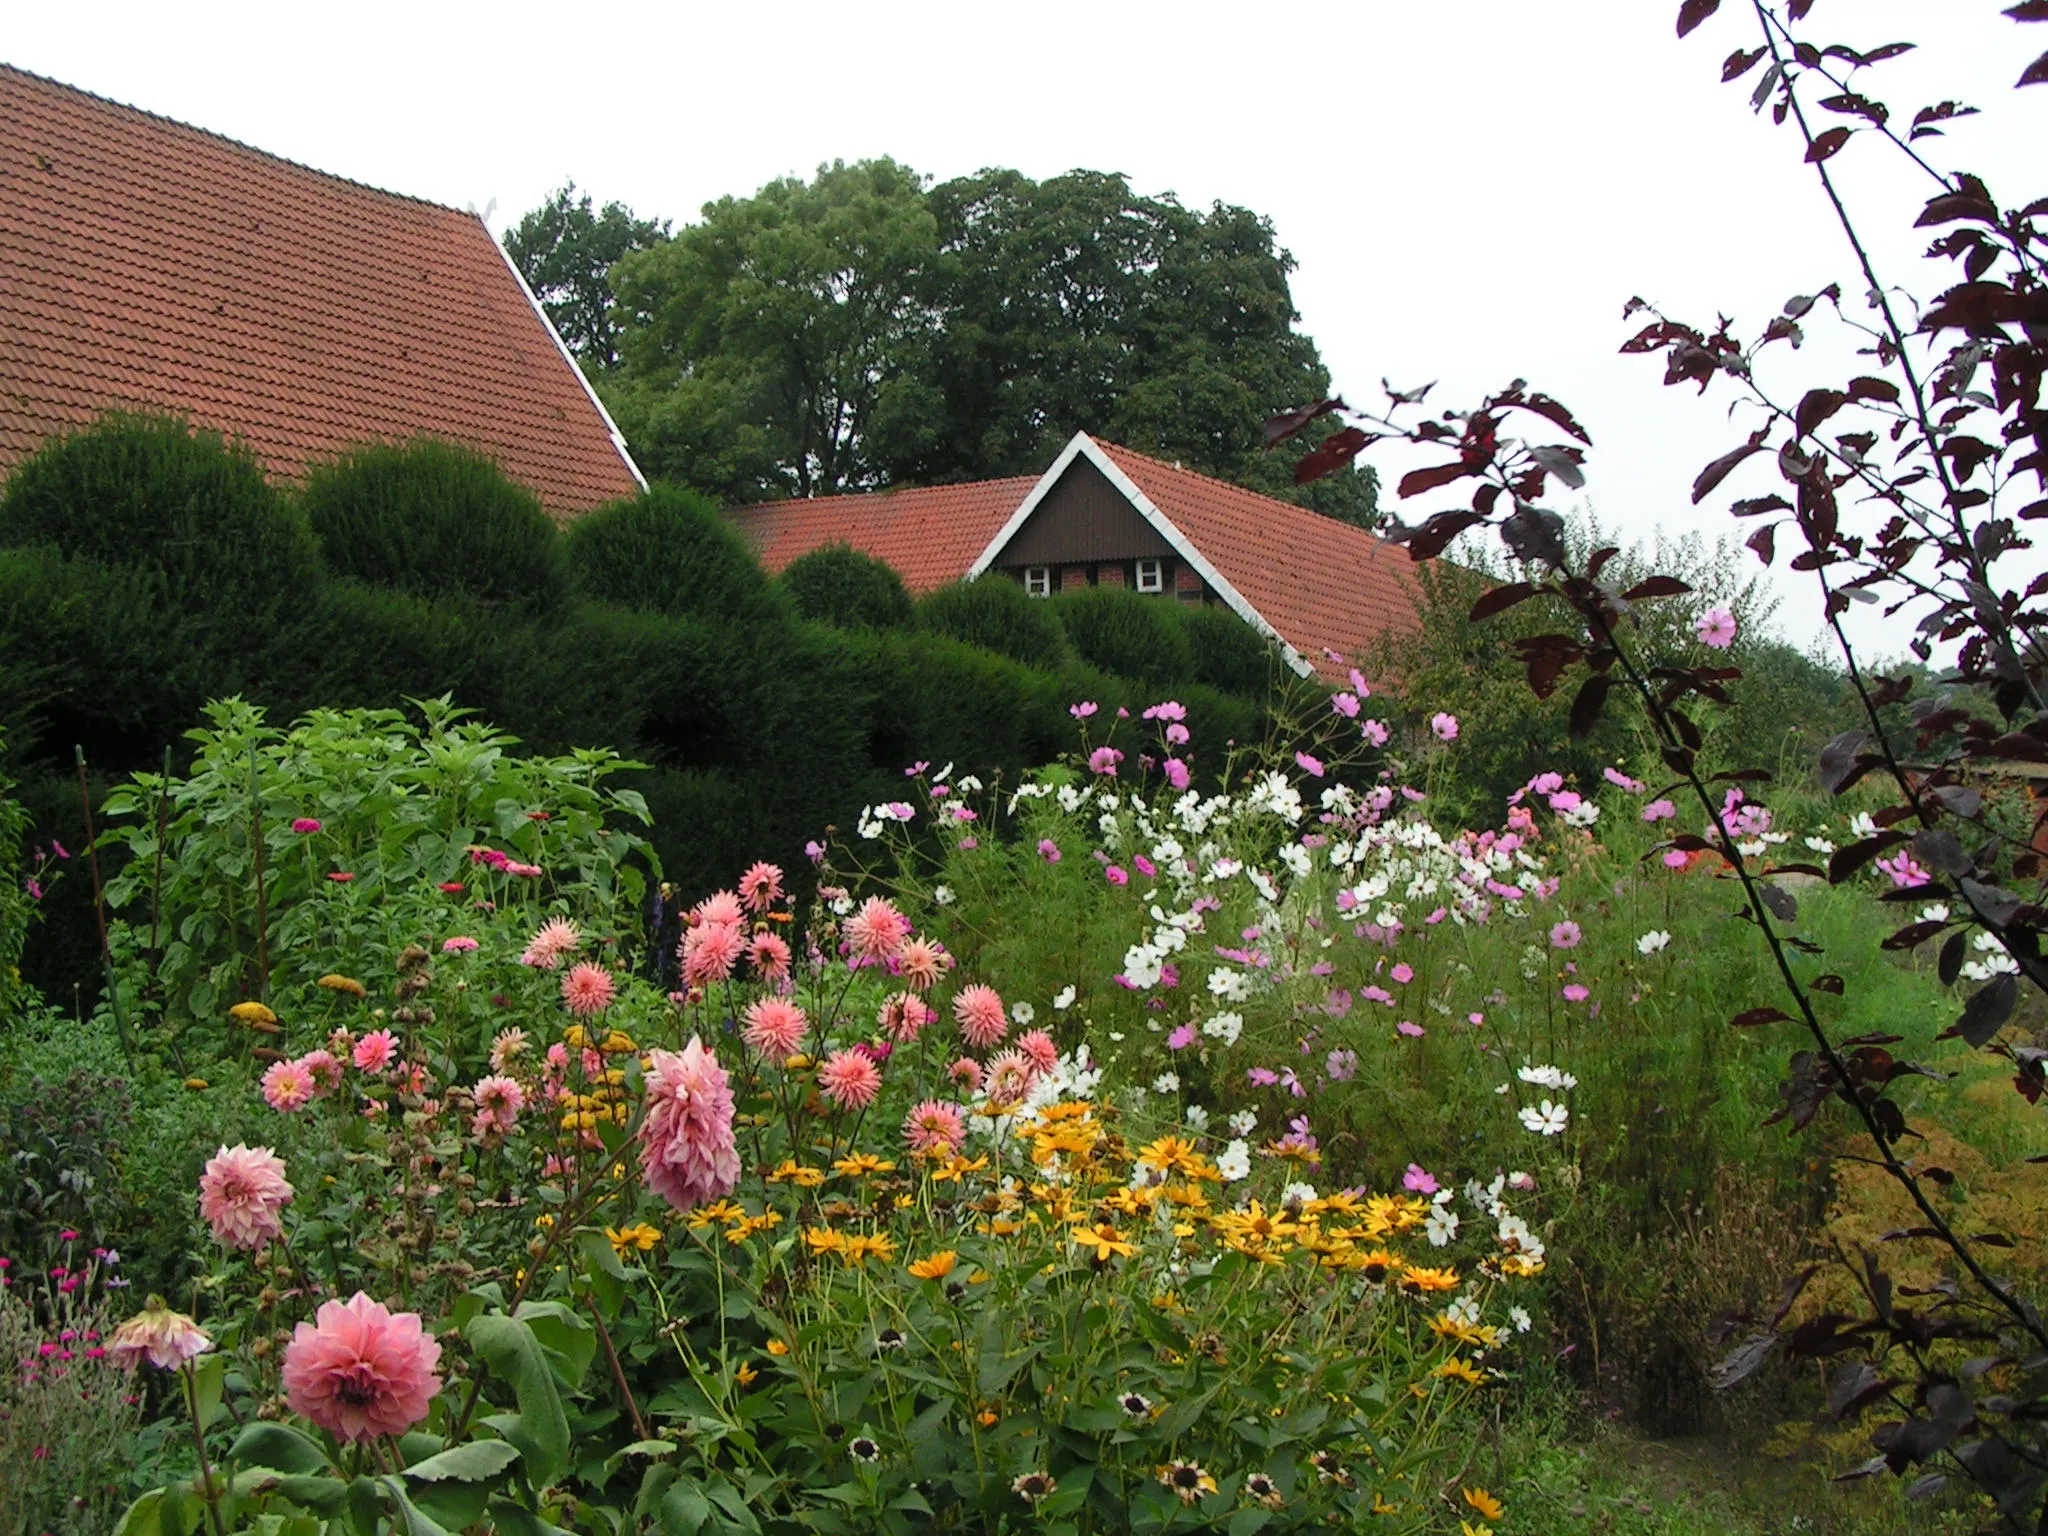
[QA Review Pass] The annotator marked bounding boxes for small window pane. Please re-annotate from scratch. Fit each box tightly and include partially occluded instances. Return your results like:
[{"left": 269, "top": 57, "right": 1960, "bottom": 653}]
[
  {"left": 1135, "top": 558, "right": 1163, "bottom": 593},
  {"left": 1025, "top": 566, "right": 1051, "bottom": 597}
]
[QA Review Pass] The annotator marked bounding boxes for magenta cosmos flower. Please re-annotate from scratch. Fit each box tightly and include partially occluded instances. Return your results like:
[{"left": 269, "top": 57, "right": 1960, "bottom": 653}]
[
  {"left": 952, "top": 984, "right": 1008, "bottom": 1050},
  {"left": 282, "top": 1292, "right": 442, "bottom": 1442},
  {"left": 1430, "top": 712, "right": 1460, "bottom": 742},
  {"left": 741, "top": 997, "right": 808, "bottom": 1058},
  {"left": 561, "top": 962, "right": 616, "bottom": 1017},
  {"left": 1088, "top": 746, "right": 1124, "bottom": 777},
  {"left": 818, "top": 1048, "right": 883, "bottom": 1112},
  {"left": 1696, "top": 607, "right": 1737, "bottom": 649},
  {"left": 108, "top": 1297, "right": 211, "bottom": 1371},
  {"left": 198, "top": 1144, "right": 293, "bottom": 1251},
  {"left": 638, "top": 1039, "right": 741, "bottom": 1213}
]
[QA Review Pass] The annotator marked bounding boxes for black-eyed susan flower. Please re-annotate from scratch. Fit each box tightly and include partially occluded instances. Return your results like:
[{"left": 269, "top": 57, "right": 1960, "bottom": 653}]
[
  {"left": 1463, "top": 1487, "right": 1504, "bottom": 1522},
  {"left": 1399, "top": 1264, "right": 1460, "bottom": 1294},
  {"left": 1312, "top": 1450, "right": 1354, "bottom": 1488},
  {"left": 907, "top": 1250, "right": 958, "bottom": 1281},
  {"left": 767, "top": 1159, "right": 827, "bottom": 1188},
  {"left": 1434, "top": 1357, "right": 1486, "bottom": 1386},
  {"left": 848, "top": 1436, "right": 880, "bottom": 1463},
  {"left": 1072, "top": 1223, "right": 1136, "bottom": 1262},
  {"left": 832, "top": 1152, "right": 896, "bottom": 1178},
  {"left": 1012, "top": 1471, "right": 1057, "bottom": 1505},
  {"left": 1155, "top": 1463, "right": 1217, "bottom": 1505},
  {"left": 842, "top": 1232, "right": 897, "bottom": 1266},
  {"left": 1243, "top": 1472, "right": 1284, "bottom": 1510},
  {"left": 1119, "top": 1391, "right": 1154, "bottom": 1419},
  {"left": 605, "top": 1222, "right": 661, "bottom": 1260}
]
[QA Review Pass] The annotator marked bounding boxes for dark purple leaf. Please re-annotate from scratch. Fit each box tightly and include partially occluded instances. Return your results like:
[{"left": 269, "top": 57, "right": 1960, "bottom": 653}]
[
  {"left": 1693, "top": 438, "right": 1766, "bottom": 503},
  {"left": 1293, "top": 427, "right": 1370, "bottom": 485},
  {"left": 1397, "top": 460, "right": 1475, "bottom": 499},
  {"left": 1469, "top": 582, "right": 1537, "bottom": 622},
  {"left": 2022, "top": 46, "right": 2048, "bottom": 86},
  {"left": 1731, "top": 1007, "right": 1792, "bottom": 1028},
  {"left": 1956, "top": 973, "right": 2017, "bottom": 1047},
  {"left": 1710, "top": 1332, "right": 1777, "bottom": 1389},
  {"left": 1569, "top": 673, "right": 1614, "bottom": 739},
  {"left": 1807, "top": 126, "right": 1853, "bottom": 161},
  {"left": 1677, "top": 0, "right": 1721, "bottom": 37},
  {"left": 1264, "top": 398, "right": 1348, "bottom": 447}
]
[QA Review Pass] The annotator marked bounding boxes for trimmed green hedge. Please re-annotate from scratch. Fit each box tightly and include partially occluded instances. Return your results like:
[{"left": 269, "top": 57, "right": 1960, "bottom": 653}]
[
  {"left": 1051, "top": 586, "right": 1194, "bottom": 688},
  {"left": 917, "top": 577, "right": 1070, "bottom": 667},
  {"left": 779, "top": 544, "right": 914, "bottom": 630},
  {"left": 566, "top": 483, "right": 787, "bottom": 629}
]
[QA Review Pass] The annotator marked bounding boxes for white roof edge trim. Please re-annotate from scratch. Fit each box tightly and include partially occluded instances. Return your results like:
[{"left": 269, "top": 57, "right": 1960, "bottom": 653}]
[
  {"left": 967, "top": 432, "right": 1314, "bottom": 679},
  {"left": 477, "top": 212, "right": 649, "bottom": 495}
]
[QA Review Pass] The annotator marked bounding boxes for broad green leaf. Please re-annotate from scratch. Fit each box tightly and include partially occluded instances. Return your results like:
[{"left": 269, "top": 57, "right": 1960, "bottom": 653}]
[
  {"left": 401, "top": 1439, "right": 521, "bottom": 1482},
  {"left": 376, "top": 1477, "right": 453, "bottom": 1536},
  {"left": 271, "top": 1476, "right": 350, "bottom": 1515},
  {"left": 230, "top": 1422, "right": 330, "bottom": 1475},
  {"left": 111, "top": 1489, "right": 165, "bottom": 1536},
  {"left": 468, "top": 1314, "right": 569, "bottom": 1487},
  {"left": 484, "top": 1499, "right": 574, "bottom": 1536},
  {"left": 659, "top": 1481, "right": 714, "bottom": 1536}
]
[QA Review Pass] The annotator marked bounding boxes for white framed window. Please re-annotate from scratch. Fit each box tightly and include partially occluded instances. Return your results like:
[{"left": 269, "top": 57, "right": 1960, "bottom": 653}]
[
  {"left": 1024, "top": 566, "right": 1052, "bottom": 597},
  {"left": 1135, "top": 557, "right": 1164, "bottom": 593}
]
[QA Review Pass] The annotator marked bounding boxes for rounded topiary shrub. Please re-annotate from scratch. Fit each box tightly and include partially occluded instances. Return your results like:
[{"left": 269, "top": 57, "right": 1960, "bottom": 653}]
[
  {"left": 565, "top": 485, "right": 786, "bottom": 629},
  {"left": 917, "top": 578, "right": 1068, "bottom": 668},
  {"left": 1050, "top": 585, "right": 1195, "bottom": 688},
  {"left": 1175, "top": 602, "right": 1280, "bottom": 699},
  {"left": 0, "top": 413, "right": 321, "bottom": 628},
  {"left": 298, "top": 438, "right": 569, "bottom": 614},
  {"left": 778, "top": 544, "right": 914, "bottom": 630}
]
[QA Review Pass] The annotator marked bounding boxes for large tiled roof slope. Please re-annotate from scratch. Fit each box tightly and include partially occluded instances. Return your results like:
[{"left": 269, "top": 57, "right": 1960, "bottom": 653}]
[
  {"left": 737, "top": 476, "right": 1040, "bottom": 594},
  {"left": 0, "top": 65, "right": 642, "bottom": 513}
]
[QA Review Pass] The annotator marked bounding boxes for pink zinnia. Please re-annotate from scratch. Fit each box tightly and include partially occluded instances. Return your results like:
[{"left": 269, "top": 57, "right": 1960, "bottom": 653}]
[
  {"left": 818, "top": 1049, "right": 883, "bottom": 1112},
  {"left": 198, "top": 1144, "right": 293, "bottom": 1251},
  {"left": 748, "top": 932, "right": 793, "bottom": 979},
  {"left": 681, "top": 920, "right": 745, "bottom": 986},
  {"left": 1550, "top": 921, "right": 1583, "bottom": 949},
  {"left": 561, "top": 962, "right": 616, "bottom": 1017},
  {"left": 695, "top": 890, "right": 746, "bottom": 929},
  {"left": 352, "top": 1028, "right": 397, "bottom": 1074},
  {"left": 471, "top": 1075, "right": 525, "bottom": 1131},
  {"left": 297, "top": 1049, "right": 342, "bottom": 1099},
  {"left": 262, "top": 1058, "right": 314, "bottom": 1113},
  {"left": 952, "top": 985, "right": 1008, "bottom": 1050},
  {"left": 441, "top": 935, "right": 478, "bottom": 953},
  {"left": 520, "top": 917, "right": 581, "bottom": 970},
  {"left": 108, "top": 1297, "right": 211, "bottom": 1371},
  {"left": 1016, "top": 1028, "right": 1059, "bottom": 1075},
  {"left": 844, "top": 896, "right": 910, "bottom": 964},
  {"left": 638, "top": 1039, "right": 741, "bottom": 1213},
  {"left": 902, "top": 1099, "right": 966, "bottom": 1157},
  {"left": 282, "top": 1292, "right": 442, "bottom": 1443},
  {"left": 897, "top": 937, "right": 950, "bottom": 992},
  {"left": 877, "top": 990, "right": 934, "bottom": 1044},
  {"left": 742, "top": 997, "right": 809, "bottom": 1058},
  {"left": 1696, "top": 607, "right": 1738, "bottom": 649},
  {"left": 738, "top": 861, "right": 785, "bottom": 913}
]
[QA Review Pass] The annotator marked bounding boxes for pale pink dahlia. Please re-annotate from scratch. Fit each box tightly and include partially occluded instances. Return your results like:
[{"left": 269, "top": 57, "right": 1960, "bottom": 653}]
[
  {"left": 261, "top": 1057, "right": 314, "bottom": 1113},
  {"left": 198, "top": 1144, "right": 293, "bottom": 1251},
  {"left": 489, "top": 1027, "right": 529, "bottom": 1072},
  {"left": 561, "top": 962, "right": 617, "bottom": 1017},
  {"left": 738, "top": 861, "right": 785, "bottom": 913},
  {"left": 983, "top": 1049, "right": 1036, "bottom": 1106},
  {"left": 953, "top": 985, "right": 1009, "bottom": 1050},
  {"left": 844, "top": 896, "right": 910, "bottom": 964},
  {"left": 282, "top": 1292, "right": 442, "bottom": 1442},
  {"left": 817, "top": 1048, "right": 883, "bottom": 1112},
  {"left": 902, "top": 1099, "right": 966, "bottom": 1157},
  {"left": 352, "top": 1028, "right": 397, "bottom": 1074},
  {"left": 1016, "top": 1029, "right": 1059, "bottom": 1076},
  {"left": 878, "top": 991, "right": 934, "bottom": 1044},
  {"left": 638, "top": 1039, "right": 741, "bottom": 1214},
  {"left": 519, "top": 917, "right": 581, "bottom": 970},
  {"left": 298, "top": 1049, "right": 342, "bottom": 1099},
  {"left": 896, "top": 937, "right": 950, "bottom": 992},
  {"left": 681, "top": 921, "right": 745, "bottom": 986},
  {"left": 947, "top": 1057, "right": 983, "bottom": 1092},
  {"left": 694, "top": 890, "right": 746, "bottom": 929},
  {"left": 471, "top": 1075, "right": 525, "bottom": 1132},
  {"left": 742, "top": 997, "right": 808, "bottom": 1058},
  {"left": 108, "top": 1296, "right": 211, "bottom": 1371},
  {"left": 748, "top": 931, "right": 793, "bottom": 980}
]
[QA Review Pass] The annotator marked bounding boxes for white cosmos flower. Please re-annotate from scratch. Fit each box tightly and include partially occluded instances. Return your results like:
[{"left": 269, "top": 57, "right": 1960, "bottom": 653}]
[
  {"left": 1010, "top": 1002, "right": 1035, "bottom": 1026},
  {"left": 1281, "top": 1181, "right": 1318, "bottom": 1207},
  {"left": 1918, "top": 904, "right": 1951, "bottom": 924},
  {"left": 1053, "top": 985, "right": 1076, "bottom": 1011},
  {"left": 1805, "top": 835, "right": 1835, "bottom": 854},
  {"left": 933, "top": 885, "right": 955, "bottom": 906},
  {"left": 1517, "top": 1064, "right": 1577, "bottom": 1090},
  {"left": 1201, "top": 1012, "right": 1243, "bottom": 1046},
  {"left": 1637, "top": 930, "right": 1671, "bottom": 955},
  {"left": 1152, "top": 1073, "right": 1180, "bottom": 1095},
  {"left": 1519, "top": 1100, "right": 1570, "bottom": 1136},
  {"left": 1425, "top": 1206, "right": 1460, "bottom": 1247},
  {"left": 1216, "top": 1140, "right": 1251, "bottom": 1182},
  {"left": 1848, "top": 812, "right": 1879, "bottom": 838},
  {"left": 1184, "top": 1104, "right": 1210, "bottom": 1131},
  {"left": 1228, "top": 1110, "right": 1258, "bottom": 1138},
  {"left": 1510, "top": 1306, "right": 1533, "bottom": 1333}
]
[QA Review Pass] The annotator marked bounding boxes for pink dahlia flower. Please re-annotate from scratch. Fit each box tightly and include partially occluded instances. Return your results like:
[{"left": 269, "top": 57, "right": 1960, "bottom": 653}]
[
  {"left": 352, "top": 1029, "right": 397, "bottom": 1074},
  {"left": 1016, "top": 1028, "right": 1059, "bottom": 1076},
  {"left": 738, "top": 861, "right": 785, "bottom": 913},
  {"left": 902, "top": 1099, "right": 966, "bottom": 1157},
  {"left": 947, "top": 1057, "right": 983, "bottom": 1092},
  {"left": 952, "top": 984, "right": 1008, "bottom": 1050},
  {"left": 489, "top": 1027, "right": 528, "bottom": 1073},
  {"left": 681, "top": 920, "right": 745, "bottom": 986},
  {"left": 742, "top": 997, "right": 808, "bottom": 1058},
  {"left": 896, "top": 937, "right": 950, "bottom": 992},
  {"left": 817, "top": 1048, "right": 883, "bottom": 1112},
  {"left": 298, "top": 1049, "right": 342, "bottom": 1099},
  {"left": 261, "top": 1058, "right": 314, "bottom": 1113},
  {"left": 638, "top": 1039, "right": 741, "bottom": 1214},
  {"left": 471, "top": 1075, "right": 525, "bottom": 1131},
  {"left": 282, "top": 1292, "right": 442, "bottom": 1442},
  {"left": 561, "top": 962, "right": 616, "bottom": 1017},
  {"left": 844, "top": 896, "right": 910, "bottom": 964},
  {"left": 108, "top": 1296, "right": 211, "bottom": 1371},
  {"left": 519, "top": 917, "right": 581, "bottom": 970},
  {"left": 983, "top": 1049, "right": 1036, "bottom": 1105},
  {"left": 694, "top": 890, "right": 745, "bottom": 929},
  {"left": 441, "top": 935, "right": 478, "bottom": 953},
  {"left": 748, "top": 932, "right": 792, "bottom": 980},
  {"left": 878, "top": 991, "right": 934, "bottom": 1044},
  {"left": 198, "top": 1144, "right": 293, "bottom": 1251}
]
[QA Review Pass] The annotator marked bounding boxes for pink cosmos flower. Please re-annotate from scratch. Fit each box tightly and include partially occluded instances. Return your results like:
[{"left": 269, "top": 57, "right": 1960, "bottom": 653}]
[
  {"left": 282, "top": 1292, "right": 442, "bottom": 1442},
  {"left": 845, "top": 896, "right": 911, "bottom": 964},
  {"left": 1070, "top": 701, "right": 1098, "bottom": 719},
  {"left": 1162, "top": 758, "right": 1191, "bottom": 790},
  {"left": 1325, "top": 1049, "right": 1358, "bottom": 1081},
  {"left": 199, "top": 1145, "right": 293, "bottom": 1251},
  {"left": 1397, "top": 1020, "right": 1426, "bottom": 1038},
  {"left": 748, "top": 932, "right": 793, "bottom": 979},
  {"left": 818, "top": 1049, "right": 883, "bottom": 1112},
  {"left": 1402, "top": 1163, "right": 1439, "bottom": 1194},
  {"left": 520, "top": 917, "right": 581, "bottom": 969},
  {"left": 261, "top": 1058, "right": 314, "bottom": 1113},
  {"left": 1167, "top": 1023, "right": 1197, "bottom": 1050},
  {"left": 108, "top": 1298, "right": 211, "bottom": 1371},
  {"left": 291, "top": 818, "right": 322, "bottom": 835},
  {"left": 1430, "top": 712, "right": 1460, "bottom": 742},
  {"left": 1696, "top": 607, "right": 1738, "bottom": 649},
  {"left": 1663, "top": 849, "right": 1693, "bottom": 869},
  {"left": 742, "top": 997, "right": 808, "bottom": 1058},
  {"left": 639, "top": 1039, "right": 741, "bottom": 1213},
  {"left": 1641, "top": 799, "right": 1677, "bottom": 823},
  {"left": 1088, "top": 746, "right": 1123, "bottom": 777},
  {"left": 1330, "top": 692, "right": 1360, "bottom": 719},
  {"left": 1391, "top": 963, "right": 1414, "bottom": 984},
  {"left": 441, "top": 935, "right": 478, "bottom": 953},
  {"left": 1361, "top": 719, "right": 1390, "bottom": 748},
  {"left": 738, "top": 861, "right": 785, "bottom": 913},
  {"left": 953, "top": 985, "right": 1008, "bottom": 1049},
  {"left": 1164, "top": 722, "right": 1190, "bottom": 746},
  {"left": 896, "top": 937, "right": 950, "bottom": 991},
  {"left": 1603, "top": 766, "right": 1645, "bottom": 793},
  {"left": 352, "top": 1029, "right": 397, "bottom": 1074},
  {"left": 1550, "top": 921, "right": 1582, "bottom": 949},
  {"left": 1562, "top": 983, "right": 1591, "bottom": 1002},
  {"left": 1016, "top": 1028, "right": 1059, "bottom": 1075},
  {"left": 1105, "top": 865, "right": 1128, "bottom": 887},
  {"left": 902, "top": 1099, "right": 966, "bottom": 1157},
  {"left": 561, "top": 962, "right": 617, "bottom": 1017},
  {"left": 1295, "top": 752, "right": 1325, "bottom": 778},
  {"left": 298, "top": 1049, "right": 342, "bottom": 1099},
  {"left": 1037, "top": 838, "right": 1062, "bottom": 863},
  {"left": 878, "top": 991, "right": 934, "bottom": 1044},
  {"left": 681, "top": 921, "right": 745, "bottom": 986},
  {"left": 1875, "top": 851, "right": 1931, "bottom": 889}
]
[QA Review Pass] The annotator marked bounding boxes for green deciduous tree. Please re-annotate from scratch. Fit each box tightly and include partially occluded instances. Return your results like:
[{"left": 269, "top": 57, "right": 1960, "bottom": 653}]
[{"left": 503, "top": 182, "right": 668, "bottom": 371}]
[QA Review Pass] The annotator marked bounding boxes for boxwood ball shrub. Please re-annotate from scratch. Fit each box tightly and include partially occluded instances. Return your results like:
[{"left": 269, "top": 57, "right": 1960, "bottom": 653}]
[
  {"left": 1051, "top": 583, "right": 1195, "bottom": 689},
  {"left": 917, "top": 575, "right": 1069, "bottom": 668},
  {"left": 777, "top": 543, "right": 914, "bottom": 630},
  {"left": 565, "top": 483, "right": 787, "bottom": 629},
  {"left": 0, "top": 413, "right": 321, "bottom": 631},
  {"left": 298, "top": 437, "right": 570, "bottom": 614}
]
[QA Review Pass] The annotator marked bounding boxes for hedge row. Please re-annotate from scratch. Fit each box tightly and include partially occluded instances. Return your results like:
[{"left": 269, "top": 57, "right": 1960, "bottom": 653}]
[{"left": 0, "top": 418, "right": 1283, "bottom": 985}]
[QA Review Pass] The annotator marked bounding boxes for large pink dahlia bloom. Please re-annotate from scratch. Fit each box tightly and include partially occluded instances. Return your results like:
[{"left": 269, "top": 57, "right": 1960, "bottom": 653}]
[
  {"left": 108, "top": 1296, "right": 212, "bottom": 1371},
  {"left": 199, "top": 1144, "right": 294, "bottom": 1251},
  {"left": 282, "top": 1292, "right": 442, "bottom": 1442},
  {"left": 952, "top": 984, "right": 1009, "bottom": 1050},
  {"left": 638, "top": 1039, "right": 741, "bottom": 1214}
]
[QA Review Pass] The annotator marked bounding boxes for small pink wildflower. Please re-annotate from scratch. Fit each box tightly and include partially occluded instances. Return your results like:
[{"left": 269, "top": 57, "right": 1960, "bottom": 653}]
[
  {"left": 1430, "top": 712, "right": 1459, "bottom": 742},
  {"left": 1105, "top": 865, "right": 1128, "bottom": 887},
  {"left": 1037, "top": 838, "right": 1062, "bottom": 863},
  {"left": 1330, "top": 692, "right": 1360, "bottom": 719},
  {"left": 1162, "top": 758, "right": 1191, "bottom": 790},
  {"left": 1875, "top": 851, "right": 1931, "bottom": 889},
  {"left": 1397, "top": 1020, "right": 1425, "bottom": 1038},
  {"left": 1642, "top": 799, "right": 1677, "bottom": 823},
  {"left": 1696, "top": 607, "right": 1738, "bottom": 649},
  {"left": 1402, "top": 1163, "right": 1438, "bottom": 1194},
  {"left": 1295, "top": 751, "right": 1325, "bottom": 778},
  {"left": 1361, "top": 719, "right": 1390, "bottom": 748}
]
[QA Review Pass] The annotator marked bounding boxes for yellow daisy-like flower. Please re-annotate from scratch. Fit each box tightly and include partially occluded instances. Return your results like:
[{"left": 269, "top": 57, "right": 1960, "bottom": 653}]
[
  {"left": 1135, "top": 1135, "right": 1204, "bottom": 1176},
  {"left": 605, "top": 1222, "right": 662, "bottom": 1260},
  {"left": 1434, "top": 1358, "right": 1487, "bottom": 1386},
  {"left": 1461, "top": 1523, "right": 1495, "bottom": 1536},
  {"left": 842, "top": 1232, "right": 897, "bottom": 1266},
  {"left": 803, "top": 1227, "right": 848, "bottom": 1258},
  {"left": 1498, "top": 1253, "right": 1545, "bottom": 1278},
  {"left": 767, "top": 1159, "right": 827, "bottom": 1188},
  {"left": 1399, "top": 1264, "right": 1460, "bottom": 1294},
  {"left": 832, "top": 1152, "right": 897, "bottom": 1178},
  {"left": 1073, "top": 1223, "right": 1136, "bottom": 1262},
  {"left": 1210, "top": 1201, "right": 1299, "bottom": 1248},
  {"left": 316, "top": 974, "right": 366, "bottom": 998},
  {"left": 1431, "top": 1314, "right": 1502, "bottom": 1349},
  {"left": 1462, "top": 1487, "right": 1505, "bottom": 1522},
  {"left": 765, "top": 1338, "right": 790, "bottom": 1357},
  {"left": 688, "top": 1199, "right": 748, "bottom": 1230},
  {"left": 930, "top": 1153, "right": 990, "bottom": 1184},
  {"left": 908, "top": 1250, "right": 959, "bottom": 1281},
  {"left": 734, "top": 1362, "right": 759, "bottom": 1386},
  {"left": 1360, "top": 1247, "right": 1409, "bottom": 1284},
  {"left": 725, "top": 1211, "right": 784, "bottom": 1244}
]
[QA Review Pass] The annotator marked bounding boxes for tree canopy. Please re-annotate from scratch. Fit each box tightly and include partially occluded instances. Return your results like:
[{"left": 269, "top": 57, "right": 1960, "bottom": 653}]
[
  {"left": 503, "top": 182, "right": 669, "bottom": 371},
  {"left": 513, "top": 161, "right": 1376, "bottom": 521}
]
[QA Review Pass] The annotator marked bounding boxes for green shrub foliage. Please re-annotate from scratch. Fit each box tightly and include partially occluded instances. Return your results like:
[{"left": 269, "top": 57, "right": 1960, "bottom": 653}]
[
  {"left": 917, "top": 576, "right": 1069, "bottom": 667},
  {"left": 1051, "top": 584, "right": 1195, "bottom": 688},
  {"left": 778, "top": 544, "right": 914, "bottom": 630},
  {"left": 298, "top": 438, "right": 569, "bottom": 614},
  {"left": 565, "top": 484, "right": 785, "bottom": 628},
  {"left": 1174, "top": 601, "right": 1282, "bottom": 699}
]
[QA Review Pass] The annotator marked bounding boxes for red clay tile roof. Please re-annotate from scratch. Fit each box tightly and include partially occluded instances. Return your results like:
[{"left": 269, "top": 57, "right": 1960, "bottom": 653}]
[
  {"left": 0, "top": 64, "right": 642, "bottom": 514},
  {"left": 1092, "top": 440, "right": 1420, "bottom": 683},
  {"left": 736, "top": 476, "right": 1040, "bottom": 594}
]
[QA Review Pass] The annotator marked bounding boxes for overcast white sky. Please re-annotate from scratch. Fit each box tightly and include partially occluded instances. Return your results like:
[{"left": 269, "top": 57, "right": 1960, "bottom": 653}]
[{"left": 9, "top": 0, "right": 2044, "bottom": 654}]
